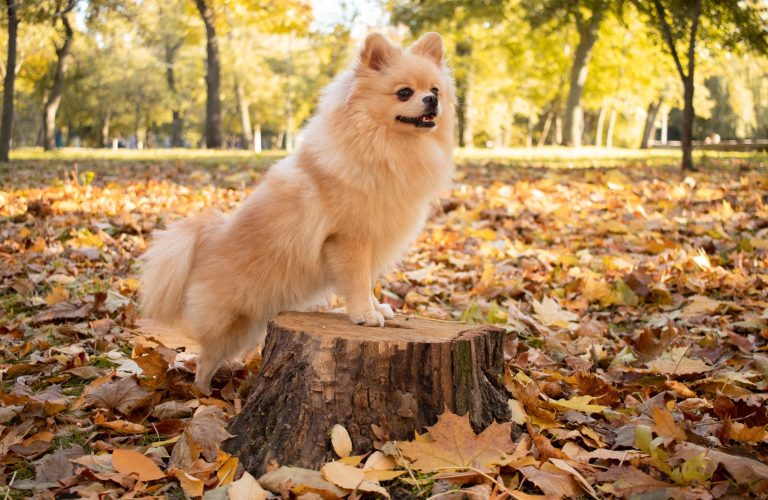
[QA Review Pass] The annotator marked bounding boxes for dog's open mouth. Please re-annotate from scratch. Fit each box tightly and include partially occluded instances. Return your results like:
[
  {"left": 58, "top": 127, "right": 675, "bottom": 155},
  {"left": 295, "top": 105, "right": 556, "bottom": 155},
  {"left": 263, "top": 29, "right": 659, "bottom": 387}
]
[{"left": 396, "top": 113, "right": 436, "bottom": 128}]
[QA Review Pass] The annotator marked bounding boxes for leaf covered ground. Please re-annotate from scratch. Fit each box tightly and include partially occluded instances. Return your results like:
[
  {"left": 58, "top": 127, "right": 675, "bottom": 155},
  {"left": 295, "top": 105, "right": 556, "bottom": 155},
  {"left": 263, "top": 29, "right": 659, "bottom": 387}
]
[{"left": 1, "top": 154, "right": 767, "bottom": 498}]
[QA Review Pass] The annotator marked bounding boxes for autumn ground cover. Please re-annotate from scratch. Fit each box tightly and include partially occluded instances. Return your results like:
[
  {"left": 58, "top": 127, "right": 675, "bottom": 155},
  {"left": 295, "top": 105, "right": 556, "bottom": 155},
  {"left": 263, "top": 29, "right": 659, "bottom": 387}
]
[{"left": 1, "top": 149, "right": 767, "bottom": 498}]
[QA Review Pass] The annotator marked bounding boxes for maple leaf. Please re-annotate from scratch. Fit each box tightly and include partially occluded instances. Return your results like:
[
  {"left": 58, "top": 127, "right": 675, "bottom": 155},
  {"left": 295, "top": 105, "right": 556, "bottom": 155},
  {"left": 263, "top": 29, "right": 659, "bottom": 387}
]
[
  {"left": 548, "top": 395, "right": 607, "bottom": 414},
  {"left": 84, "top": 376, "right": 153, "bottom": 415},
  {"left": 532, "top": 297, "right": 579, "bottom": 330},
  {"left": 392, "top": 409, "right": 515, "bottom": 472},
  {"left": 646, "top": 347, "right": 712, "bottom": 376},
  {"left": 170, "top": 405, "right": 233, "bottom": 467},
  {"left": 651, "top": 407, "right": 687, "bottom": 441}
]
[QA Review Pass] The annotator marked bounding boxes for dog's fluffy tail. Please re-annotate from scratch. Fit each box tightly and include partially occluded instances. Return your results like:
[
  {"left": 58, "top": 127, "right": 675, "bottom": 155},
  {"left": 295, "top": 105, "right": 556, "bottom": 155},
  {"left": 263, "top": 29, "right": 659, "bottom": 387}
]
[{"left": 140, "top": 214, "right": 216, "bottom": 324}]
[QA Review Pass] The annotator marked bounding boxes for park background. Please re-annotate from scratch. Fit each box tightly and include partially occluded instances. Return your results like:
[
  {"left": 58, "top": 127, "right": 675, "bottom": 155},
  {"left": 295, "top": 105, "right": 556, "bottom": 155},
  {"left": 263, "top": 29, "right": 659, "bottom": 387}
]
[
  {"left": 2, "top": 0, "right": 767, "bottom": 168},
  {"left": 2, "top": 1, "right": 768, "bottom": 499}
]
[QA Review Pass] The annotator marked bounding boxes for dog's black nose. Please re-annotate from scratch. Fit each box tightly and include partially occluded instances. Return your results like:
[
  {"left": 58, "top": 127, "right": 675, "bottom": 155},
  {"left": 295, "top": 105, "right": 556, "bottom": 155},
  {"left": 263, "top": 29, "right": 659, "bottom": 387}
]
[{"left": 423, "top": 95, "right": 438, "bottom": 106}]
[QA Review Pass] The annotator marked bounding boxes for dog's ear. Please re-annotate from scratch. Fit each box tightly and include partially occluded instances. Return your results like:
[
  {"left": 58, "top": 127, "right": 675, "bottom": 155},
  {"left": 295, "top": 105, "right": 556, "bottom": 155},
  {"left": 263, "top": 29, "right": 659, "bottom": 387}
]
[
  {"left": 409, "top": 32, "right": 443, "bottom": 66},
  {"left": 360, "top": 33, "right": 397, "bottom": 71}
]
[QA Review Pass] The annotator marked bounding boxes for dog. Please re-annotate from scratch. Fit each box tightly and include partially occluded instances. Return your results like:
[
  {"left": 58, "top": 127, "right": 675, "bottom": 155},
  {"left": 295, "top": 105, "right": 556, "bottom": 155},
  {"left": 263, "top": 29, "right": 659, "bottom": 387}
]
[{"left": 140, "top": 32, "right": 455, "bottom": 393}]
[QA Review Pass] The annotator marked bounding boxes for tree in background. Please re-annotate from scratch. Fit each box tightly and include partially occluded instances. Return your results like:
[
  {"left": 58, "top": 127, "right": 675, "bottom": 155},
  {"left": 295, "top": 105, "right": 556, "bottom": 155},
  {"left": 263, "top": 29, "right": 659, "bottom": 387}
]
[
  {"left": 636, "top": 0, "right": 768, "bottom": 170},
  {"left": 0, "top": 0, "right": 19, "bottom": 161},
  {"left": 390, "top": 0, "right": 503, "bottom": 148},
  {"left": 192, "top": 0, "right": 222, "bottom": 148},
  {"left": 523, "top": 0, "right": 615, "bottom": 147},
  {"left": 40, "top": 0, "right": 77, "bottom": 151}
]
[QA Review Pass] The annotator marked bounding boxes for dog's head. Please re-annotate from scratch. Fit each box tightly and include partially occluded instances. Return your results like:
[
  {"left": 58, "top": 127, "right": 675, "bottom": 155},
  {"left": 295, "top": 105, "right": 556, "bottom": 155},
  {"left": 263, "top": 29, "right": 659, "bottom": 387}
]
[{"left": 350, "top": 32, "right": 454, "bottom": 134}]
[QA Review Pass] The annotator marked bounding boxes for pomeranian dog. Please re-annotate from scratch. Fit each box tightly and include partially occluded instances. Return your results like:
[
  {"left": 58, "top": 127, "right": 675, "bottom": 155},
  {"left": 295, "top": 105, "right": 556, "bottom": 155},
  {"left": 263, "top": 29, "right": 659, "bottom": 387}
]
[{"left": 140, "top": 32, "right": 455, "bottom": 393}]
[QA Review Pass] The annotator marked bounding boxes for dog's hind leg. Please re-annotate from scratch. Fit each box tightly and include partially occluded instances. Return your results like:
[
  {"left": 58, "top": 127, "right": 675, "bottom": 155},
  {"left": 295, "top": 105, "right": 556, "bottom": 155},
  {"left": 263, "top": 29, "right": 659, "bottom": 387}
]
[{"left": 191, "top": 314, "right": 252, "bottom": 394}]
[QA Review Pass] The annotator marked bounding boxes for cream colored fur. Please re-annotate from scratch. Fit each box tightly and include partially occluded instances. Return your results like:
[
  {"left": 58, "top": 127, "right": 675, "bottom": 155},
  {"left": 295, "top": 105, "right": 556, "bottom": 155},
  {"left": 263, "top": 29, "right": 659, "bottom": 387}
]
[{"left": 140, "top": 32, "right": 455, "bottom": 393}]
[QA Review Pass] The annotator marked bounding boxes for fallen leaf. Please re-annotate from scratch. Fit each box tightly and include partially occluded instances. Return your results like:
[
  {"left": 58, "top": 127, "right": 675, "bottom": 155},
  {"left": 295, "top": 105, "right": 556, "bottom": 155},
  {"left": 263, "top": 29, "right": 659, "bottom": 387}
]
[
  {"left": 651, "top": 407, "right": 687, "bottom": 441},
  {"left": 321, "top": 461, "right": 389, "bottom": 497},
  {"left": 532, "top": 297, "right": 579, "bottom": 329},
  {"left": 112, "top": 448, "right": 165, "bottom": 481},
  {"left": 85, "top": 376, "right": 153, "bottom": 415},
  {"left": 393, "top": 409, "right": 515, "bottom": 472},
  {"left": 259, "top": 466, "right": 349, "bottom": 498},
  {"left": 229, "top": 471, "right": 268, "bottom": 500},
  {"left": 646, "top": 347, "right": 712, "bottom": 376},
  {"left": 548, "top": 395, "right": 607, "bottom": 414},
  {"left": 331, "top": 424, "right": 353, "bottom": 458}
]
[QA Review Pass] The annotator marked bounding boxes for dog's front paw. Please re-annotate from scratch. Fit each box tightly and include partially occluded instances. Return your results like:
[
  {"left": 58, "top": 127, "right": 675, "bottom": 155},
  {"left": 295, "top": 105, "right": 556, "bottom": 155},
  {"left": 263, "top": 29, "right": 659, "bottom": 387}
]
[
  {"left": 374, "top": 302, "right": 395, "bottom": 319},
  {"left": 349, "top": 309, "right": 385, "bottom": 327}
]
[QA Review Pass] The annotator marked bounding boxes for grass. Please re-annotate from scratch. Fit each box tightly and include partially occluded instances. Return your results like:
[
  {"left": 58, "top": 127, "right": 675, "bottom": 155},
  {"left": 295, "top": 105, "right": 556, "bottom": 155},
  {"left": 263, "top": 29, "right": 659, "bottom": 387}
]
[{"left": 3, "top": 146, "right": 766, "bottom": 172}]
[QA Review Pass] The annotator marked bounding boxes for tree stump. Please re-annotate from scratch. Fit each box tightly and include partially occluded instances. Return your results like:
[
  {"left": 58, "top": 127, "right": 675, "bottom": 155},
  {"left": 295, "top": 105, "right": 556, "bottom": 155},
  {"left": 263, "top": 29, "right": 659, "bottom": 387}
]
[{"left": 223, "top": 312, "right": 510, "bottom": 475}]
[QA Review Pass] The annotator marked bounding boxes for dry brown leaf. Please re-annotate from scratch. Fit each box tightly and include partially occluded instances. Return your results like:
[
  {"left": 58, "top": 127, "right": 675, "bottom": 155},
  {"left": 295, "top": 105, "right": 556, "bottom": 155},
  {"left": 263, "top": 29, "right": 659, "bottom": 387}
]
[
  {"left": 170, "top": 468, "right": 205, "bottom": 497},
  {"left": 519, "top": 463, "right": 582, "bottom": 499},
  {"left": 363, "top": 451, "right": 396, "bottom": 471},
  {"left": 152, "top": 400, "right": 194, "bottom": 420},
  {"left": 393, "top": 409, "right": 515, "bottom": 472},
  {"left": 651, "top": 407, "right": 687, "bottom": 441},
  {"left": 674, "top": 442, "right": 768, "bottom": 484},
  {"left": 93, "top": 413, "right": 148, "bottom": 434},
  {"left": 259, "top": 466, "right": 349, "bottom": 498},
  {"left": 331, "top": 424, "right": 353, "bottom": 458},
  {"left": 321, "top": 461, "right": 389, "bottom": 497},
  {"left": 217, "top": 455, "right": 239, "bottom": 486},
  {"left": 646, "top": 347, "right": 712, "bottom": 376},
  {"left": 112, "top": 448, "right": 165, "bottom": 481},
  {"left": 229, "top": 471, "right": 268, "bottom": 500},
  {"left": 85, "top": 376, "right": 153, "bottom": 415}
]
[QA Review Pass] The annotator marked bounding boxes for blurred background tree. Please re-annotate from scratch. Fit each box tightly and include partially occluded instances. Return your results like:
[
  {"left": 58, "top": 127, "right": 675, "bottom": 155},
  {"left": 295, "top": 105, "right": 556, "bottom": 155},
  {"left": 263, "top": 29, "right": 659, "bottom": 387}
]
[{"left": 0, "top": 0, "right": 766, "bottom": 164}]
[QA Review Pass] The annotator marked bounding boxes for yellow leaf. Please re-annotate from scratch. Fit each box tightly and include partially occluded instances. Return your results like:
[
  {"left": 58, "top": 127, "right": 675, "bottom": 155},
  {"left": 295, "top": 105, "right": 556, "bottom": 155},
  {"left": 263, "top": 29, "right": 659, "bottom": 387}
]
[
  {"left": 651, "top": 407, "right": 687, "bottom": 441},
  {"left": 362, "top": 469, "right": 406, "bottom": 481},
  {"left": 321, "top": 461, "right": 389, "bottom": 497},
  {"left": 338, "top": 455, "right": 365, "bottom": 466},
  {"left": 508, "top": 399, "right": 528, "bottom": 425},
  {"left": 392, "top": 409, "right": 515, "bottom": 472},
  {"left": 229, "top": 471, "right": 268, "bottom": 500},
  {"left": 331, "top": 424, "right": 353, "bottom": 458},
  {"left": 532, "top": 297, "right": 579, "bottom": 330},
  {"left": 45, "top": 286, "right": 69, "bottom": 306},
  {"left": 363, "top": 451, "right": 395, "bottom": 471},
  {"left": 549, "top": 395, "right": 607, "bottom": 414},
  {"left": 216, "top": 455, "right": 239, "bottom": 486},
  {"left": 170, "top": 468, "right": 204, "bottom": 497}
]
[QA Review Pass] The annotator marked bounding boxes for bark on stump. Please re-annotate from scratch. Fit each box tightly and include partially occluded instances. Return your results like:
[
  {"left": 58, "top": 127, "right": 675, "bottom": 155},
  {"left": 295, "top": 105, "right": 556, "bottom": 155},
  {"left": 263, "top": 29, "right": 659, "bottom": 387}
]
[{"left": 224, "top": 312, "right": 510, "bottom": 475}]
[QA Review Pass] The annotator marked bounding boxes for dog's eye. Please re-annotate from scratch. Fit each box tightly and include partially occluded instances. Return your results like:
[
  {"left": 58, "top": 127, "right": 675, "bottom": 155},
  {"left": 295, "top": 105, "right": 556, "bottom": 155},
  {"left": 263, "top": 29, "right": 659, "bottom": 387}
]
[
  {"left": 396, "top": 88, "right": 414, "bottom": 101},
  {"left": 431, "top": 87, "right": 439, "bottom": 96}
]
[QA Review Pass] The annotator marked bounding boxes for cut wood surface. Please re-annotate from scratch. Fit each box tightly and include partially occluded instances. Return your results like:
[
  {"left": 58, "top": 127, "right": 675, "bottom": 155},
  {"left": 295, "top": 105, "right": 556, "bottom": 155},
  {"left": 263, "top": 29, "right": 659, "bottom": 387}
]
[{"left": 224, "top": 312, "right": 510, "bottom": 474}]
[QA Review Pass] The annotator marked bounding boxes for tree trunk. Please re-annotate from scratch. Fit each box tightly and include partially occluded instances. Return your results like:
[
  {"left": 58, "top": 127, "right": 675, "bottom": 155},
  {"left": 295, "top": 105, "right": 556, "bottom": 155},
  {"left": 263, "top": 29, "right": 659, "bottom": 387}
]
[
  {"left": 461, "top": 69, "right": 475, "bottom": 148},
  {"left": 640, "top": 98, "right": 662, "bottom": 149},
  {"left": 562, "top": 9, "right": 604, "bottom": 147},
  {"left": 165, "top": 42, "right": 184, "bottom": 148},
  {"left": 555, "top": 114, "right": 563, "bottom": 145},
  {"left": 253, "top": 123, "right": 262, "bottom": 152},
  {"left": 100, "top": 108, "right": 111, "bottom": 148},
  {"left": 681, "top": 77, "right": 695, "bottom": 170},
  {"left": 594, "top": 99, "right": 606, "bottom": 147},
  {"left": 652, "top": 0, "right": 700, "bottom": 171},
  {"left": 194, "top": 0, "right": 222, "bottom": 149},
  {"left": 661, "top": 109, "right": 668, "bottom": 145},
  {"left": 42, "top": 9, "right": 74, "bottom": 152},
  {"left": 606, "top": 107, "right": 617, "bottom": 149},
  {"left": 0, "top": 0, "right": 19, "bottom": 162},
  {"left": 235, "top": 77, "right": 252, "bottom": 150},
  {"left": 537, "top": 111, "right": 553, "bottom": 147},
  {"left": 224, "top": 312, "right": 510, "bottom": 475},
  {"left": 455, "top": 40, "right": 474, "bottom": 148}
]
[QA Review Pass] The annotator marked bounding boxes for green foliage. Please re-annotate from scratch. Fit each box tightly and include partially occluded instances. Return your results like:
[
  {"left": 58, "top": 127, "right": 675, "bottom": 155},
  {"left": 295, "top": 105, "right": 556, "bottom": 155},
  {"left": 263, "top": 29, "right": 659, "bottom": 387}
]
[{"left": 1, "top": 0, "right": 767, "bottom": 150}]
